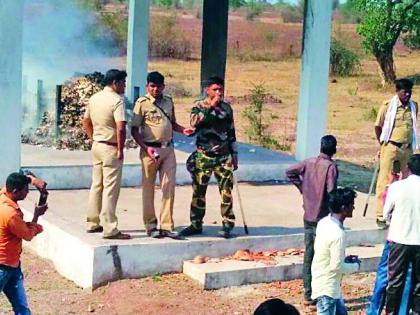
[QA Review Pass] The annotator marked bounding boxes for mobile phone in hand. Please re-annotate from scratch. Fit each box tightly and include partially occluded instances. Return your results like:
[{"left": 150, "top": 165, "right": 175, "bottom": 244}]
[{"left": 38, "top": 191, "right": 49, "bottom": 206}]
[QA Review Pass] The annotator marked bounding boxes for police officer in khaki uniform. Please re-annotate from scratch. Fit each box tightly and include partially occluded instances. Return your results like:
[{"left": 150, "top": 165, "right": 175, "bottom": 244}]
[
  {"left": 131, "top": 72, "right": 194, "bottom": 238},
  {"left": 82, "top": 69, "right": 130, "bottom": 239},
  {"left": 374, "top": 78, "right": 418, "bottom": 228}
]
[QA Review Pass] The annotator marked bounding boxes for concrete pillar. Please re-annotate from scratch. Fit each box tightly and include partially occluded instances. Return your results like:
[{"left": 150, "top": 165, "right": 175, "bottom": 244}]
[
  {"left": 295, "top": 0, "right": 333, "bottom": 161},
  {"left": 126, "top": 0, "right": 150, "bottom": 109},
  {"left": 200, "top": 0, "right": 229, "bottom": 92},
  {"left": 0, "top": 1, "right": 23, "bottom": 183}
]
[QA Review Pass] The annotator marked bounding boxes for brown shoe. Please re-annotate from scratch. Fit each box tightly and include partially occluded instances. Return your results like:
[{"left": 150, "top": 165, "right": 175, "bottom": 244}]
[
  {"left": 103, "top": 232, "right": 131, "bottom": 240},
  {"left": 86, "top": 226, "right": 103, "bottom": 233}
]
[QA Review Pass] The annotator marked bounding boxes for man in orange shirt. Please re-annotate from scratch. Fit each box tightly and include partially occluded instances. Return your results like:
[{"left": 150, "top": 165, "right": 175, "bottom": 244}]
[{"left": 0, "top": 173, "right": 47, "bottom": 314}]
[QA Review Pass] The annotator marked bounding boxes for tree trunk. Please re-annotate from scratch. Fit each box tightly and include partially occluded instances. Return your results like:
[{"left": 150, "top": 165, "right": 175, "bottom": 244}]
[{"left": 375, "top": 50, "right": 396, "bottom": 86}]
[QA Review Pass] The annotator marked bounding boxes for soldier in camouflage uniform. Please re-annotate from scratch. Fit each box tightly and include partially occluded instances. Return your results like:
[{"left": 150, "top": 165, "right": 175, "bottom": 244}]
[{"left": 180, "top": 76, "right": 238, "bottom": 238}]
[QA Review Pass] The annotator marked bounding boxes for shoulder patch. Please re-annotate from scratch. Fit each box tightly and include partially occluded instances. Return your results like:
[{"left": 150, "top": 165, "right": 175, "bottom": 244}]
[{"left": 137, "top": 96, "right": 150, "bottom": 103}]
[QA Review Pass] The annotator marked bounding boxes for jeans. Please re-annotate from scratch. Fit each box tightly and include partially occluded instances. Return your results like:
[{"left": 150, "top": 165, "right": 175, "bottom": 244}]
[
  {"left": 0, "top": 264, "right": 30, "bottom": 315},
  {"left": 366, "top": 241, "right": 412, "bottom": 315},
  {"left": 316, "top": 296, "right": 347, "bottom": 315},
  {"left": 303, "top": 220, "right": 317, "bottom": 300},
  {"left": 386, "top": 242, "right": 420, "bottom": 315}
]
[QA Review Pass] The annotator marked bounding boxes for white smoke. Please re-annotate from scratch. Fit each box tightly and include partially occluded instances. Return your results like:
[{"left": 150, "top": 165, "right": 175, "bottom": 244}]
[{"left": 22, "top": 0, "right": 124, "bottom": 130}]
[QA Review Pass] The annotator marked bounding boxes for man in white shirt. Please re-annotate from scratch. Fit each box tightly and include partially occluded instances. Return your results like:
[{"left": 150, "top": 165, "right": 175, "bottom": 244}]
[
  {"left": 311, "top": 188, "right": 360, "bottom": 315},
  {"left": 383, "top": 154, "right": 420, "bottom": 315}
]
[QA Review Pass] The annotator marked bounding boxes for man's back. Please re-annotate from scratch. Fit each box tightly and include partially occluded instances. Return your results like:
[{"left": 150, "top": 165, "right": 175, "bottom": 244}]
[
  {"left": 385, "top": 175, "right": 420, "bottom": 245},
  {"left": 87, "top": 86, "right": 125, "bottom": 143},
  {"left": 286, "top": 153, "right": 338, "bottom": 221}
]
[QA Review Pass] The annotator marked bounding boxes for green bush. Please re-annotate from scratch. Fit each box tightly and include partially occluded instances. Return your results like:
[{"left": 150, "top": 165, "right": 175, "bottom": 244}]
[
  {"left": 330, "top": 38, "right": 361, "bottom": 76},
  {"left": 403, "top": 31, "right": 420, "bottom": 50},
  {"left": 363, "top": 106, "right": 378, "bottom": 122},
  {"left": 99, "top": 13, "right": 128, "bottom": 51},
  {"left": 242, "top": 84, "right": 287, "bottom": 151},
  {"left": 279, "top": 5, "right": 302, "bottom": 23},
  {"left": 149, "top": 13, "right": 192, "bottom": 60},
  {"left": 246, "top": 1, "right": 263, "bottom": 21}
]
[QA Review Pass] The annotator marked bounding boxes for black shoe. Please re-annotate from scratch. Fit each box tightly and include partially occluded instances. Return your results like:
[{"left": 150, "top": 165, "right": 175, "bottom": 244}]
[
  {"left": 218, "top": 226, "right": 233, "bottom": 239},
  {"left": 376, "top": 219, "right": 387, "bottom": 229},
  {"left": 146, "top": 227, "right": 160, "bottom": 237},
  {"left": 86, "top": 226, "right": 103, "bottom": 233},
  {"left": 160, "top": 230, "right": 185, "bottom": 240},
  {"left": 179, "top": 225, "right": 203, "bottom": 237}
]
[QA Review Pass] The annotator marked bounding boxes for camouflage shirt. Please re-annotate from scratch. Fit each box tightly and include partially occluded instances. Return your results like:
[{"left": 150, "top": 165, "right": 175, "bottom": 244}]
[{"left": 190, "top": 100, "right": 237, "bottom": 156}]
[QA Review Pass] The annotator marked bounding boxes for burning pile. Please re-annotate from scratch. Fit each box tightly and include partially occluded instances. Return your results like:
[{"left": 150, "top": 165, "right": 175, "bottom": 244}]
[{"left": 56, "top": 72, "right": 104, "bottom": 150}]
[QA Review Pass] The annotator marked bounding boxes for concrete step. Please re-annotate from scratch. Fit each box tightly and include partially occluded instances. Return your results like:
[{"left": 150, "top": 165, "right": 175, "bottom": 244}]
[
  {"left": 21, "top": 136, "right": 296, "bottom": 189},
  {"left": 183, "top": 244, "right": 384, "bottom": 290}
]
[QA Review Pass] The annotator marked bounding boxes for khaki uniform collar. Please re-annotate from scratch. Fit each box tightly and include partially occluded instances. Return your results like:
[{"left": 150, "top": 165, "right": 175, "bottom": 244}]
[
  {"left": 0, "top": 188, "right": 19, "bottom": 210},
  {"left": 104, "top": 86, "right": 115, "bottom": 93},
  {"left": 146, "top": 93, "right": 156, "bottom": 104}
]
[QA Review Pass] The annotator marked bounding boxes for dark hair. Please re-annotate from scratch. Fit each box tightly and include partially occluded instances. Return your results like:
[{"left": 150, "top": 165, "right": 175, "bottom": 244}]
[
  {"left": 408, "top": 154, "right": 420, "bottom": 176},
  {"left": 147, "top": 71, "right": 165, "bottom": 85},
  {"left": 320, "top": 135, "right": 337, "bottom": 156},
  {"left": 205, "top": 76, "right": 224, "bottom": 87},
  {"left": 254, "top": 298, "right": 300, "bottom": 315},
  {"left": 102, "top": 69, "right": 127, "bottom": 86},
  {"left": 328, "top": 187, "right": 357, "bottom": 214},
  {"left": 6, "top": 172, "right": 31, "bottom": 193},
  {"left": 395, "top": 78, "right": 413, "bottom": 91}
]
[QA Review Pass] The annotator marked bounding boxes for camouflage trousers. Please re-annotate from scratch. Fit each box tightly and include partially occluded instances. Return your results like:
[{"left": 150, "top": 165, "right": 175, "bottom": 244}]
[{"left": 189, "top": 151, "right": 235, "bottom": 229}]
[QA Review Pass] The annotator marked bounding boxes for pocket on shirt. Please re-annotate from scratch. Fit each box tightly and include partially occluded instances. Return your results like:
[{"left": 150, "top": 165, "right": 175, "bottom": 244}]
[{"left": 146, "top": 110, "right": 162, "bottom": 124}]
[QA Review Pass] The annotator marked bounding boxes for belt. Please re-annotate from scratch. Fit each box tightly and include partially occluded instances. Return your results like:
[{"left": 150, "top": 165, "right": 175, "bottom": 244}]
[
  {"left": 144, "top": 141, "right": 173, "bottom": 148},
  {"left": 97, "top": 141, "right": 118, "bottom": 147},
  {"left": 0, "top": 264, "right": 17, "bottom": 270},
  {"left": 197, "top": 148, "right": 229, "bottom": 158},
  {"left": 388, "top": 140, "right": 410, "bottom": 149}
]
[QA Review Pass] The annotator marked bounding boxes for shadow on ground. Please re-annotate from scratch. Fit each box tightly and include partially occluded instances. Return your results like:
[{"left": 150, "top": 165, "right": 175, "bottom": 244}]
[
  {"left": 122, "top": 226, "right": 303, "bottom": 239},
  {"left": 336, "top": 160, "right": 374, "bottom": 193},
  {"left": 345, "top": 296, "right": 370, "bottom": 312}
]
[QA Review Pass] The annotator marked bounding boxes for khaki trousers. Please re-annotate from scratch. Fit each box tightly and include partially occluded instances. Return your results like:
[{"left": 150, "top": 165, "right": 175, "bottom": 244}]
[
  {"left": 140, "top": 147, "right": 176, "bottom": 231},
  {"left": 86, "top": 142, "right": 123, "bottom": 237},
  {"left": 375, "top": 143, "right": 412, "bottom": 219}
]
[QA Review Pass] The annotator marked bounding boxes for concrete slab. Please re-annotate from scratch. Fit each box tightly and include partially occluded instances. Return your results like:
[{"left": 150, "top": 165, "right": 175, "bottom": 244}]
[
  {"left": 183, "top": 244, "right": 384, "bottom": 290},
  {"left": 20, "top": 184, "right": 384, "bottom": 289},
  {"left": 21, "top": 134, "right": 297, "bottom": 189}
]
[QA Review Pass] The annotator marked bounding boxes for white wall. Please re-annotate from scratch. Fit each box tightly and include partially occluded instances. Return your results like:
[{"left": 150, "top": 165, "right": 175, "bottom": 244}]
[{"left": 0, "top": 1, "right": 24, "bottom": 183}]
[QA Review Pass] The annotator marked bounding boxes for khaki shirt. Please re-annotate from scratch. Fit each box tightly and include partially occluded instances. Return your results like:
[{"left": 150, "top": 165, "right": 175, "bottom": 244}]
[
  {"left": 375, "top": 98, "right": 418, "bottom": 144},
  {"left": 84, "top": 86, "right": 126, "bottom": 143},
  {"left": 131, "top": 94, "right": 175, "bottom": 143}
]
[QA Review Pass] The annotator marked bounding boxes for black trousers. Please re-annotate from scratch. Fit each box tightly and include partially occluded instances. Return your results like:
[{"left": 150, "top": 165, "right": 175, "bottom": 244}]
[
  {"left": 386, "top": 241, "right": 420, "bottom": 315},
  {"left": 303, "top": 220, "right": 317, "bottom": 301}
]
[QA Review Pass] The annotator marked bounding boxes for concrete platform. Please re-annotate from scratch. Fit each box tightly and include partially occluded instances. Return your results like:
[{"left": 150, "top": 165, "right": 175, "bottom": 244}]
[
  {"left": 21, "top": 134, "right": 297, "bottom": 189},
  {"left": 20, "top": 184, "right": 384, "bottom": 289},
  {"left": 183, "top": 244, "right": 384, "bottom": 290}
]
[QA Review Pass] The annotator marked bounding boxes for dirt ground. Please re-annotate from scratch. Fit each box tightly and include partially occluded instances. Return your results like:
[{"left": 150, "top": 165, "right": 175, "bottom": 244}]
[{"left": 0, "top": 250, "right": 376, "bottom": 315}]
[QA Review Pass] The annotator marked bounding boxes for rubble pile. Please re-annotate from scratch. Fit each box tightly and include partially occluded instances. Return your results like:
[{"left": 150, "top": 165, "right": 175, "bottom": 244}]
[
  {"left": 192, "top": 248, "right": 305, "bottom": 266},
  {"left": 21, "top": 112, "right": 55, "bottom": 146},
  {"left": 226, "top": 248, "right": 304, "bottom": 265},
  {"left": 56, "top": 72, "right": 104, "bottom": 150}
]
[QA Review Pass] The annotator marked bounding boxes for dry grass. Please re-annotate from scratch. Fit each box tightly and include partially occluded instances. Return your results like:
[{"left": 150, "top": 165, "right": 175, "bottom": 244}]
[{"left": 150, "top": 51, "right": 420, "bottom": 171}]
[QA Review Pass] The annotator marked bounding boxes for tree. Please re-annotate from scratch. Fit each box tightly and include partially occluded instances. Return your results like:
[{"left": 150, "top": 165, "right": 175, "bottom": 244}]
[
  {"left": 355, "top": 0, "right": 420, "bottom": 85},
  {"left": 229, "top": 0, "right": 246, "bottom": 10}
]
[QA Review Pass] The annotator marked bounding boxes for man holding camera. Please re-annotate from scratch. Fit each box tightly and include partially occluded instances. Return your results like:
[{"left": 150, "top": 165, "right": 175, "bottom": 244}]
[
  {"left": 131, "top": 72, "right": 194, "bottom": 239},
  {"left": 0, "top": 172, "right": 48, "bottom": 314}
]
